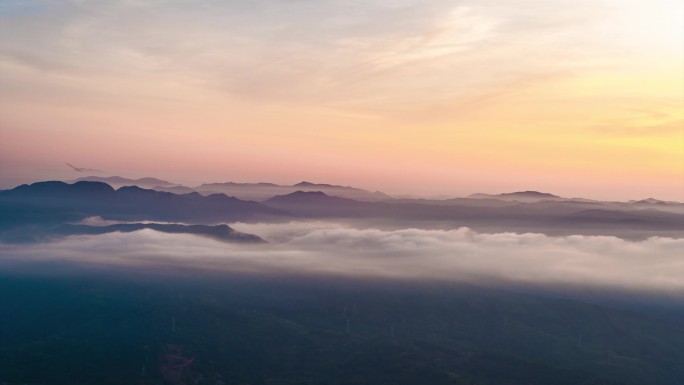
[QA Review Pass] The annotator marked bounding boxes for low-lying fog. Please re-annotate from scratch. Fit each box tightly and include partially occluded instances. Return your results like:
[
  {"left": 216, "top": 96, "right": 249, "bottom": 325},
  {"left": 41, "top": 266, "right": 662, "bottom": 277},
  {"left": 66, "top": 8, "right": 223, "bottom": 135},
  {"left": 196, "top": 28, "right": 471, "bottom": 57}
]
[{"left": 1, "top": 221, "right": 682, "bottom": 300}]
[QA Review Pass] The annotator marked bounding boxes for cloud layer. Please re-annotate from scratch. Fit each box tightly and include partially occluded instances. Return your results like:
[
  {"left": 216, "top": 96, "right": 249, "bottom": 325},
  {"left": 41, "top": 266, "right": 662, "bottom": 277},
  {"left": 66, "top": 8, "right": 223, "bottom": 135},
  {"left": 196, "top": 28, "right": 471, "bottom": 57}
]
[{"left": 1, "top": 222, "right": 682, "bottom": 296}]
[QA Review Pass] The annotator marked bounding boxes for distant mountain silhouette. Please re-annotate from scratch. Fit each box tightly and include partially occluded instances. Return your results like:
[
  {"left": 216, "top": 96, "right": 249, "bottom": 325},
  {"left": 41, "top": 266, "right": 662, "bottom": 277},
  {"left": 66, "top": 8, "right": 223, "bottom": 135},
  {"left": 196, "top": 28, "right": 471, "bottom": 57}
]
[
  {"left": 57, "top": 223, "right": 264, "bottom": 243},
  {"left": 72, "top": 176, "right": 176, "bottom": 189},
  {"left": 559, "top": 208, "right": 684, "bottom": 227},
  {"left": 264, "top": 191, "right": 380, "bottom": 217},
  {"left": 468, "top": 191, "right": 562, "bottom": 202},
  {"left": 627, "top": 198, "right": 684, "bottom": 207},
  {"left": 293, "top": 181, "right": 336, "bottom": 188},
  {"left": 193, "top": 181, "right": 391, "bottom": 201},
  {"left": 152, "top": 185, "right": 196, "bottom": 194},
  {"left": 266, "top": 191, "right": 341, "bottom": 204},
  {"left": 636, "top": 198, "right": 665, "bottom": 204},
  {"left": 0, "top": 181, "right": 290, "bottom": 228},
  {"left": 262, "top": 190, "right": 684, "bottom": 239},
  {"left": 3, "top": 180, "right": 683, "bottom": 241},
  {"left": 0, "top": 222, "right": 264, "bottom": 244},
  {"left": 501, "top": 191, "right": 560, "bottom": 198}
]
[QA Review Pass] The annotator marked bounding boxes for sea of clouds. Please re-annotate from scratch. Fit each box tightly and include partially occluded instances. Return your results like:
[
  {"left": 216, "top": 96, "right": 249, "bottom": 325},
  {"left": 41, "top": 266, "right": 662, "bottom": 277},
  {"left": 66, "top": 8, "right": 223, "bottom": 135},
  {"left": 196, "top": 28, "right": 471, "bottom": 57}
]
[{"left": 1, "top": 221, "right": 682, "bottom": 297}]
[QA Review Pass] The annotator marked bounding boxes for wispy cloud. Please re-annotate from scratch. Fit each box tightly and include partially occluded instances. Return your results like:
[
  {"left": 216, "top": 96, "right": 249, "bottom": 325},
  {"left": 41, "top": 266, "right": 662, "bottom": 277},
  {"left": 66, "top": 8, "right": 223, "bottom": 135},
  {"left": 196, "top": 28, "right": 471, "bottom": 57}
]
[
  {"left": 0, "top": 0, "right": 681, "bottom": 199},
  {"left": 591, "top": 119, "right": 684, "bottom": 137},
  {"left": 0, "top": 0, "right": 619, "bottom": 108}
]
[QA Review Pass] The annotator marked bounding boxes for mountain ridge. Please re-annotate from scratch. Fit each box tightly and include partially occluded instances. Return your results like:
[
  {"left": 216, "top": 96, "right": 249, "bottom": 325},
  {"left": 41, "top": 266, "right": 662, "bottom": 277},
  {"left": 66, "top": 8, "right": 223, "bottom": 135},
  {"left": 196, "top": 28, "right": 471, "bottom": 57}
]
[
  {"left": 468, "top": 191, "right": 562, "bottom": 202},
  {"left": 59, "top": 176, "right": 681, "bottom": 204},
  {"left": 0, "top": 181, "right": 290, "bottom": 226},
  {"left": 72, "top": 175, "right": 175, "bottom": 188}
]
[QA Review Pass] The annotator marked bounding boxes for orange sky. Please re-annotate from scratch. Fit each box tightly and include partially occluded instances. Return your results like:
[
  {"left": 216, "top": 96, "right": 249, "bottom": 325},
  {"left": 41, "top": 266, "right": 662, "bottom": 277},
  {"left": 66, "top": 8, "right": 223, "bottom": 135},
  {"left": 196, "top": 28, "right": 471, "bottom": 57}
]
[{"left": 0, "top": 0, "right": 682, "bottom": 200}]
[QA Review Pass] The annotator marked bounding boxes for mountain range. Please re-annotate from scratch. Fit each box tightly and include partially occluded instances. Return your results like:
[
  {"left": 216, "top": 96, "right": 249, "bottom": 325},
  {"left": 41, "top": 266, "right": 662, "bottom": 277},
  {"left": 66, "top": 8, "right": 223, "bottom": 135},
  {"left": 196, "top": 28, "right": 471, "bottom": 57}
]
[
  {"left": 468, "top": 191, "right": 563, "bottom": 202},
  {"left": 263, "top": 191, "right": 684, "bottom": 238},
  {"left": 2, "top": 179, "right": 683, "bottom": 242},
  {"left": 71, "top": 176, "right": 176, "bottom": 189},
  {"left": 0, "top": 181, "right": 288, "bottom": 242},
  {"left": 73, "top": 176, "right": 391, "bottom": 201}
]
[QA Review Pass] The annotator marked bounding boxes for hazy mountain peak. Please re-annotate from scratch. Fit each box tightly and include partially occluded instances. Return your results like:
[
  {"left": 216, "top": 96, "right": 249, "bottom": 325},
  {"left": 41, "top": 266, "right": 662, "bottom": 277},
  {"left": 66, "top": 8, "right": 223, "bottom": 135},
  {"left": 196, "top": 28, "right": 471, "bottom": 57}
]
[
  {"left": 266, "top": 190, "right": 335, "bottom": 204},
  {"left": 286, "top": 190, "right": 330, "bottom": 198},
  {"left": 183, "top": 180, "right": 392, "bottom": 202},
  {"left": 71, "top": 181, "right": 117, "bottom": 192},
  {"left": 9, "top": 180, "right": 115, "bottom": 195},
  {"left": 181, "top": 191, "right": 203, "bottom": 198},
  {"left": 153, "top": 185, "right": 197, "bottom": 194},
  {"left": 16, "top": 180, "right": 69, "bottom": 191},
  {"left": 199, "top": 182, "right": 280, "bottom": 187},
  {"left": 116, "top": 185, "right": 147, "bottom": 193},
  {"left": 501, "top": 191, "right": 560, "bottom": 198},
  {"left": 630, "top": 198, "right": 669, "bottom": 205},
  {"left": 468, "top": 191, "right": 561, "bottom": 202},
  {"left": 293, "top": 181, "right": 334, "bottom": 187},
  {"left": 72, "top": 176, "right": 175, "bottom": 188},
  {"left": 206, "top": 193, "right": 239, "bottom": 201},
  {"left": 135, "top": 177, "right": 173, "bottom": 185}
]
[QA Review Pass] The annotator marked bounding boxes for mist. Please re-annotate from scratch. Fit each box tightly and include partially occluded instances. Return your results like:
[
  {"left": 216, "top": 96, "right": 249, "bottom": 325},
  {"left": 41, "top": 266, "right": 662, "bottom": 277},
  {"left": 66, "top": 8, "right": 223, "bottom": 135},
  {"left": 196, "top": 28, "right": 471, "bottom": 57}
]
[
  {"left": 2, "top": 221, "right": 684, "bottom": 384},
  {"left": 2, "top": 221, "right": 682, "bottom": 298}
]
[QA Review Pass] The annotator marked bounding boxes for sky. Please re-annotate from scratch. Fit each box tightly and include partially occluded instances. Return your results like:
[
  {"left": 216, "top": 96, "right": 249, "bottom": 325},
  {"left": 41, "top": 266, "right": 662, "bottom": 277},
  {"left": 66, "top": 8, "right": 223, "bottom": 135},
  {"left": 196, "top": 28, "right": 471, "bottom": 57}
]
[{"left": 0, "top": 0, "right": 682, "bottom": 200}]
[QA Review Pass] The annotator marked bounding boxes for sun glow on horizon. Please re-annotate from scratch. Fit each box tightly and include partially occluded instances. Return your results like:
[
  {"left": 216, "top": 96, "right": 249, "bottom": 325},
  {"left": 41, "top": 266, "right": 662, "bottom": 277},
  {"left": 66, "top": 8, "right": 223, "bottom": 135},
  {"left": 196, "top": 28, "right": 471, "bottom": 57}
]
[{"left": 0, "top": 0, "right": 682, "bottom": 200}]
